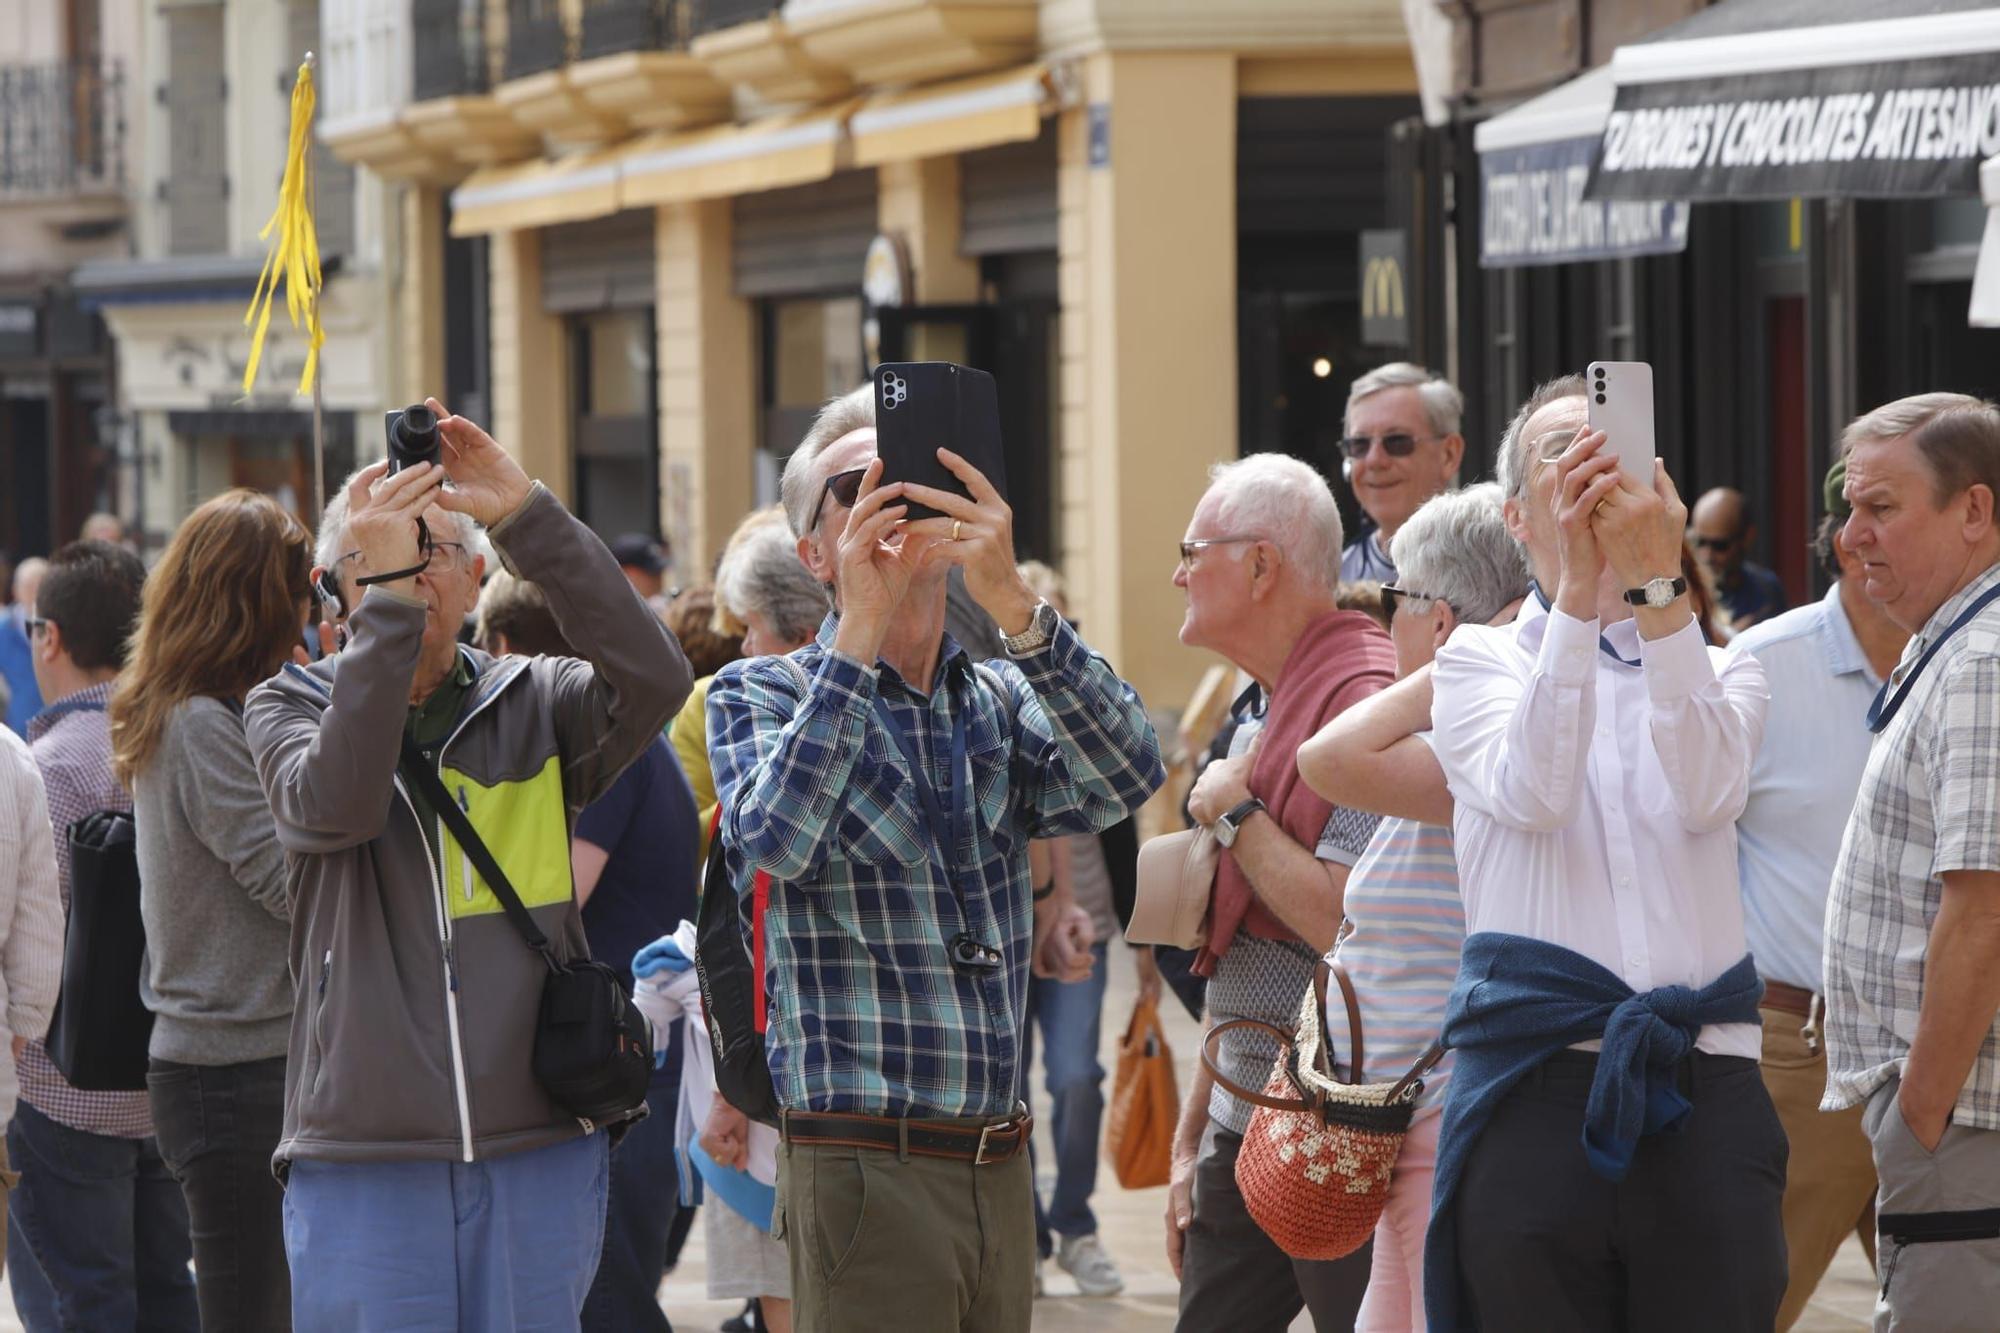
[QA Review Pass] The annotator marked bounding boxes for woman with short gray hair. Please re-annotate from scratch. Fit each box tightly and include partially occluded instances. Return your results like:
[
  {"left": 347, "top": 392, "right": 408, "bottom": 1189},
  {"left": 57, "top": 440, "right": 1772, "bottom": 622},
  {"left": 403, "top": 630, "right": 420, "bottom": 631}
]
[{"left": 1295, "top": 482, "right": 1527, "bottom": 1332}]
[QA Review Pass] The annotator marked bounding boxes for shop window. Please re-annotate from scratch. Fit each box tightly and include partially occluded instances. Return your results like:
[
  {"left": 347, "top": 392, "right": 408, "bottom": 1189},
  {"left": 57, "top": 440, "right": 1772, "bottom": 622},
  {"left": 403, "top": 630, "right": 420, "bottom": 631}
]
[
  {"left": 571, "top": 309, "right": 659, "bottom": 542},
  {"left": 758, "top": 296, "right": 863, "bottom": 501}
]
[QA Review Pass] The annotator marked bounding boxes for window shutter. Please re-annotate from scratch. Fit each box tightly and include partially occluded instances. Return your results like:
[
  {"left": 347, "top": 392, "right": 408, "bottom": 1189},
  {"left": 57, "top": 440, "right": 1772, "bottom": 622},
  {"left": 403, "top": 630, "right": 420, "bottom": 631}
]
[
  {"left": 284, "top": 0, "right": 358, "bottom": 259},
  {"left": 163, "top": 2, "right": 229, "bottom": 255}
]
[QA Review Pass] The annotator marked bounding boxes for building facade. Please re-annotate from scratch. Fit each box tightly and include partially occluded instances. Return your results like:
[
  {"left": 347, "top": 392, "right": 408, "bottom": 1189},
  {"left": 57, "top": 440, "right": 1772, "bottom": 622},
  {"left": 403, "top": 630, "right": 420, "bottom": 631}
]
[
  {"left": 0, "top": 0, "right": 142, "bottom": 556},
  {"left": 73, "top": 0, "right": 388, "bottom": 549},
  {"left": 318, "top": 0, "right": 1421, "bottom": 708}
]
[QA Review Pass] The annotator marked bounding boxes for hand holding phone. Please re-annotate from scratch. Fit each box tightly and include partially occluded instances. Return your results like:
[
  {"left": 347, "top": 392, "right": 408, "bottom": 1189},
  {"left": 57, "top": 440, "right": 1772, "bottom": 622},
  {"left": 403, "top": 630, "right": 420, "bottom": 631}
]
[{"left": 873, "top": 363, "right": 1007, "bottom": 521}]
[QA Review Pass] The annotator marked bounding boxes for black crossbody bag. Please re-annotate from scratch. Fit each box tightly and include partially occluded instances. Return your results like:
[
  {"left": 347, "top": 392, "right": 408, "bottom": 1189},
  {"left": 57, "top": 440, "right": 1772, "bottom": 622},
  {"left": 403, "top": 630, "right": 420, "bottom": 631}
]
[{"left": 398, "top": 738, "right": 652, "bottom": 1125}]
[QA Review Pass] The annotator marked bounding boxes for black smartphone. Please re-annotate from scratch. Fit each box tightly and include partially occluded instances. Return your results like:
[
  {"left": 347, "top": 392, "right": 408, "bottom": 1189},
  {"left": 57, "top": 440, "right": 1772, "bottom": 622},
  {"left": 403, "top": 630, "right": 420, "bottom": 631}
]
[{"left": 873, "top": 362, "right": 1007, "bottom": 523}]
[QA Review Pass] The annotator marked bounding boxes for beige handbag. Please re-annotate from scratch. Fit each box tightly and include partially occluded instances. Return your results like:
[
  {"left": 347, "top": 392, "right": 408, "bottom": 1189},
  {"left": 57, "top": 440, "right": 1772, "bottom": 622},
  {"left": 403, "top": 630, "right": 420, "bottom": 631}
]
[{"left": 1128, "top": 827, "right": 1216, "bottom": 949}]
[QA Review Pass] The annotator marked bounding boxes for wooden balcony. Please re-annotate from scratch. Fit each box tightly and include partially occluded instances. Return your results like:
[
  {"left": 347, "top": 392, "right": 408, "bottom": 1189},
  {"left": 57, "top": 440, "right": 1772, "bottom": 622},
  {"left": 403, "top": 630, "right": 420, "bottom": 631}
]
[{"left": 688, "top": 1, "right": 850, "bottom": 104}]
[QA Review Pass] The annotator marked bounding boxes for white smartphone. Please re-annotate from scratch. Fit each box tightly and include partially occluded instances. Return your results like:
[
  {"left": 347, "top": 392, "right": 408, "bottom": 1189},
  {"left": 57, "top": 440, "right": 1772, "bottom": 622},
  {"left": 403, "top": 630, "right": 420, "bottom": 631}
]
[{"left": 1586, "top": 360, "right": 1657, "bottom": 486}]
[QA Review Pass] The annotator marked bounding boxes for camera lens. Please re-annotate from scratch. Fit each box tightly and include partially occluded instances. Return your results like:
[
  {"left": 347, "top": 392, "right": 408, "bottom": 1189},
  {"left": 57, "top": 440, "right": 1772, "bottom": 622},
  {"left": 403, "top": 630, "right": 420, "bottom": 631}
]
[{"left": 1596, "top": 393, "right": 1606, "bottom": 404}]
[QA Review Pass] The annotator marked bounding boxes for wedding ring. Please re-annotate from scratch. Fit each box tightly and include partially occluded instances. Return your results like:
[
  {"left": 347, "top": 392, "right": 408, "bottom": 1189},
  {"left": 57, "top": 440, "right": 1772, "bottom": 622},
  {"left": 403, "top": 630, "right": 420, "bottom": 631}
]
[{"left": 952, "top": 519, "right": 963, "bottom": 542}]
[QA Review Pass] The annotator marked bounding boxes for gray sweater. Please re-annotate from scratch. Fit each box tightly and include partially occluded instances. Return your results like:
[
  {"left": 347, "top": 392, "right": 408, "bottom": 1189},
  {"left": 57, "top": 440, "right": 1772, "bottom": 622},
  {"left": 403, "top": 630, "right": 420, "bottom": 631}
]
[{"left": 135, "top": 697, "right": 293, "bottom": 1064}]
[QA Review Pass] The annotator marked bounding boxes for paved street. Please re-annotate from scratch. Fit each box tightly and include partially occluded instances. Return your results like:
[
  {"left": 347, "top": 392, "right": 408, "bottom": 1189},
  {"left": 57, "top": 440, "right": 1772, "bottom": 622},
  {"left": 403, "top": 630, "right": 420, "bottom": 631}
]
[{"left": 658, "top": 945, "right": 1879, "bottom": 1332}]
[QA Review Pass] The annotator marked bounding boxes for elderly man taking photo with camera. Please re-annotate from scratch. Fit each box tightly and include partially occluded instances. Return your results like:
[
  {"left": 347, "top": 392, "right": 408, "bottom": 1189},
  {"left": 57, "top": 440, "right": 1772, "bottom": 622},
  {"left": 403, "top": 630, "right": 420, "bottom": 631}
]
[
  {"left": 708, "top": 384, "right": 1162, "bottom": 1333},
  {"left": 246, "top": 398, "right": 691, "bottom": 1331}
]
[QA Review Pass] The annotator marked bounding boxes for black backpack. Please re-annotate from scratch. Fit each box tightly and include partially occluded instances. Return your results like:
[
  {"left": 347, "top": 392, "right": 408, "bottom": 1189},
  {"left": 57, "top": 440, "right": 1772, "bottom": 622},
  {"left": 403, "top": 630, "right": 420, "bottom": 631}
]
[{"left": 47, "top": 811, "right": 154, "bottom": 1091}]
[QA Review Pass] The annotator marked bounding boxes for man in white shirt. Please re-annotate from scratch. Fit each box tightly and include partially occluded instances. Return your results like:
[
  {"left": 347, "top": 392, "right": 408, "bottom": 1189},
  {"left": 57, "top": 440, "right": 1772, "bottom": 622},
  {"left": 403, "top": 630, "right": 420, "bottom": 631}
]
[
  {"left": 1423, "top": 374, "right": 1781, "bottom": 1331},
  {"left": 1731, "top": 462, "right": 1907, "bottom": 1330}
]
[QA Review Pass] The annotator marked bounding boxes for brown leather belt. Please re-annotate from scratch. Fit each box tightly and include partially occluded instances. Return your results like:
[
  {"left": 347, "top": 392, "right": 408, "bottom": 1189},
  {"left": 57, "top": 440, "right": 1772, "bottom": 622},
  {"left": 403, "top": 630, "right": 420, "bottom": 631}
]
[
  {"left": 1762, "top": 979, "right": 1816, "bottom": 1018},
  {"left": 780, "top": 1106, "right": 1032, "bottom": 1166}
]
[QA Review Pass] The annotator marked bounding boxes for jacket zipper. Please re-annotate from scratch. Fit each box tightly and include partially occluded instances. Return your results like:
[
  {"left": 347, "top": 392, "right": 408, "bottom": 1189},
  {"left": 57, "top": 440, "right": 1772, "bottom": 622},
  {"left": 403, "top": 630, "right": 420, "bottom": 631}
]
[
  {"left": 395, "top": 779, "right": 477, "bottom": 1164},
  {"left": 418, "top": 661, "right": 532, "bottom": 1163}
]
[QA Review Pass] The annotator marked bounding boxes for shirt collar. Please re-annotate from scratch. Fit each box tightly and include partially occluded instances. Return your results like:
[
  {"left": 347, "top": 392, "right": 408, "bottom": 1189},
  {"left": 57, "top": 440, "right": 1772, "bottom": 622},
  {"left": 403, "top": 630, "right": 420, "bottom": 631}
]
[
  {"left": 28, "top": 679, "right": 116, "bottom": 743},
  {"left": 1815, "top": 582, "right": 1877, "bottom": 686}
]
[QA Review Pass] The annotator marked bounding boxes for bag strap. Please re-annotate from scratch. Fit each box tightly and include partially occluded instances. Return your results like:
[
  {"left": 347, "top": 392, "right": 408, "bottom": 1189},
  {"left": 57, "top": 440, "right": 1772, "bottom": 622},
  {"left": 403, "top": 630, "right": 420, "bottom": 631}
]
[
  {"left": 1386, "top": 1040, "right": 1447, "bottom": 1104},
  {"left": 398, "top": 735, "right": 557, "bottom": 970},
  {"left": 1314, "top": 960, "right": 1367, "bottom": 1086},
  {"left": 1199, "top": 1018, "right": 1315, "bottom": 1112}
]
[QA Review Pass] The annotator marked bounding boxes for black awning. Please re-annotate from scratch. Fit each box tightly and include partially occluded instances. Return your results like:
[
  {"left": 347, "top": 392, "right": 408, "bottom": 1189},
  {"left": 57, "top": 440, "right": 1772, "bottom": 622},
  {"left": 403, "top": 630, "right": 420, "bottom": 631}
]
[{"left": 1586, "top": 0, "right": 2000, "bottom": 202}]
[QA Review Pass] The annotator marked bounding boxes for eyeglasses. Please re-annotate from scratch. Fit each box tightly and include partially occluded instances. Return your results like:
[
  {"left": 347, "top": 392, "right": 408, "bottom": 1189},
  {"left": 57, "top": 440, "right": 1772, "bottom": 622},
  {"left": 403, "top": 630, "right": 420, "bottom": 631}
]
[
  {"left": 1178, "top": 536, "right": 1266, "bottom": 567},
  {"left": 1380, "top": 585, "right": 1451, "bottom": 623},
  {"left": 22, "top": 616, "right": 49, "bottom": 638},
  {"left": 334, "top": 541, "right": 472, "bottom": 577},
  {"left": 1339, "top": 433, "right": 1435, "bottom": 461},
  {"left": 809, "top": 468, "right": 868, "bottom": 532},
  {"left": 1689, "top": 535, "right": 1738, "bottom": 551}
]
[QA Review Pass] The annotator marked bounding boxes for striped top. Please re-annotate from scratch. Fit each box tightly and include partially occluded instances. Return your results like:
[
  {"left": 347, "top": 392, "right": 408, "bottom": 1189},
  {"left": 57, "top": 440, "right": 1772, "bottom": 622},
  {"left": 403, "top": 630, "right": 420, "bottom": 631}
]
[{"left": 1330, "top": 815, "right": 1464, "bottom": 1119}]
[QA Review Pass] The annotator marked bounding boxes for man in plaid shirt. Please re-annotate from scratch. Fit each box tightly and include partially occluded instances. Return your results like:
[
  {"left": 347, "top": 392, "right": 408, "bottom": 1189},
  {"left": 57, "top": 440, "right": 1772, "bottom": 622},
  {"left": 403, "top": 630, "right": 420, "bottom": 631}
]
[
  {"left": 1824, "top": 394, "right": 2000, "bottom": 1331},
  {"left": 710, "top": 385, "right": 1162, "bottom": 1333},
  {"left": 6, "top": 542, "right": 197, "bottom": 1327}
]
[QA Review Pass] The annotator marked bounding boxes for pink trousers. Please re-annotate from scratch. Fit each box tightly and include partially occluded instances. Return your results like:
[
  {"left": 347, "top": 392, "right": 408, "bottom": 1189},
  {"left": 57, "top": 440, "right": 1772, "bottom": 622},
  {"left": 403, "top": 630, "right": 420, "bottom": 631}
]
[{"left": 1356, "top": 1108, "right": 1441, "bottom": 1332}]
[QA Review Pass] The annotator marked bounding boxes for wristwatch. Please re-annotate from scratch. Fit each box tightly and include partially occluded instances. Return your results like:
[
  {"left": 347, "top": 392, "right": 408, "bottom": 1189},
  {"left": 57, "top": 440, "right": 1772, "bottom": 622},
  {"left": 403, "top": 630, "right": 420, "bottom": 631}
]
[
  {"left": 1623, "top": 575, "right": 1689, "bottom": 609},
  {"left": 1213, "top": 797, "right": 1267, "bottom": 849},
  {"left": 1001, "top": 598, "right": 1058, "bottom": 657}
]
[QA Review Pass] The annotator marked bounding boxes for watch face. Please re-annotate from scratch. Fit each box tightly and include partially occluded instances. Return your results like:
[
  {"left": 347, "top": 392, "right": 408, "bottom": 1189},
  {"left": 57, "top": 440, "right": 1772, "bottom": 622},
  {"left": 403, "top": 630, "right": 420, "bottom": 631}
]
[{"left": 1647, "top": 577, "right": 1677, "bottom": 608}]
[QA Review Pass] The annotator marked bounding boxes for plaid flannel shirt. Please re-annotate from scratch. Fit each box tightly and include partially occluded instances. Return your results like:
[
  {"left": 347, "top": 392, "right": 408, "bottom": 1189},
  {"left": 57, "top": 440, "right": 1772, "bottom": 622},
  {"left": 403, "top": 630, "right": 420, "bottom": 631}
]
[
  {"left": 18, "top": 682, "right": 153, "bottom": 1138},
  {"left": 1825, "top": 559, "right": 2000, "bottom": 1127},
  {"left": 709, "top": 612, "right": 1163, "bottom": 1119}
]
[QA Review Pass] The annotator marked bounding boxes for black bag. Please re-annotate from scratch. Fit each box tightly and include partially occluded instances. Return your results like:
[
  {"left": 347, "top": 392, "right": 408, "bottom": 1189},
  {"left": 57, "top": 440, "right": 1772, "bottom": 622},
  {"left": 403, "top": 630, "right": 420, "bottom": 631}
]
[
  {"left": 46, "top": 811, "right": 155, "bottom": 1091},
  {"left": 398, "top": 740, "right": 651, "bottom": 1125},
  {"left": 694, "top": 825, "right": 780, "bottom": 1127}
]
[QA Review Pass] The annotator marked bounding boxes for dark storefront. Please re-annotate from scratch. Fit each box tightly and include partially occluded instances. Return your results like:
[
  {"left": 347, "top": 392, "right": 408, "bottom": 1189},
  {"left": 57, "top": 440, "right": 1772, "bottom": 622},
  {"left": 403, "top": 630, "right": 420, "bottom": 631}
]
[{"left": 0, "top": 288, "right": 116, "bottom": 559}]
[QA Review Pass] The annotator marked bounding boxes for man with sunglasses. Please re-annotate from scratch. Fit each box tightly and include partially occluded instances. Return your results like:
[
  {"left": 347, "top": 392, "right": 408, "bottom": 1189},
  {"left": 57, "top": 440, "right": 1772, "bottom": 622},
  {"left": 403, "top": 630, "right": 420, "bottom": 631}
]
[
  {"left": 1689, "top": 486, "right": 1789, "bottom": 630},
  {"left": 1339, "top": 363, "right": 1467, "bottom": 584},
  {"left": 708, "top": 384, "right": 1163, "bottom": 1333}
]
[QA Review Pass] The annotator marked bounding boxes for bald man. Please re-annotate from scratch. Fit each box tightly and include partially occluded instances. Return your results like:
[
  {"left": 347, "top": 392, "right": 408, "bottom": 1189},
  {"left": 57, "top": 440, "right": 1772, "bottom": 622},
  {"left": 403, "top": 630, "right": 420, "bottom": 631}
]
[{"left": 1689, "top": 487, "right": 1788, "bottom": 629}]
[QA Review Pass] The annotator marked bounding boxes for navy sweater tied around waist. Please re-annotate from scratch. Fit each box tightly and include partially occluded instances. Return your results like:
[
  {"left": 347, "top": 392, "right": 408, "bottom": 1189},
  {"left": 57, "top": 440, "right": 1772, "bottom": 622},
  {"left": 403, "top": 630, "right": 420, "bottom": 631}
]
[{"left": 1422, "top": 932, "right": 1763, "bottom": 1331}]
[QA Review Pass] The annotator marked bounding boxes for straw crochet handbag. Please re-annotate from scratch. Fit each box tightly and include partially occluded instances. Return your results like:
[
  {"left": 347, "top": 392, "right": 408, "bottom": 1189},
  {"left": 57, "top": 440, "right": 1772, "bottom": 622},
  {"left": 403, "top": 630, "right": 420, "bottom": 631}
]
[{"left": 1201, "top": 961, "right": 1443, "bottom": 1261}]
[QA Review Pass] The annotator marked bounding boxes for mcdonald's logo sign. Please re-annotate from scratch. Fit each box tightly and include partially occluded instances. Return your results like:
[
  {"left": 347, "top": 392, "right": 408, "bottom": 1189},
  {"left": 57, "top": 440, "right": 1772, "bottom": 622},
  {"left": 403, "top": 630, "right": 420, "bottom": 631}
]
[{"left": 1359, "top": 229, "right": 1410, "bottom": 347}]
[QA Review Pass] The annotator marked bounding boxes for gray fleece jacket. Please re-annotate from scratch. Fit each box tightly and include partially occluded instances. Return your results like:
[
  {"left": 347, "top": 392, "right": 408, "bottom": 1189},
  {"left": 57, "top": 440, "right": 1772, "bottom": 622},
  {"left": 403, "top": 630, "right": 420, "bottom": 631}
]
[{"left": 246, "top": 485, "right": 690, "bottom": 1168}]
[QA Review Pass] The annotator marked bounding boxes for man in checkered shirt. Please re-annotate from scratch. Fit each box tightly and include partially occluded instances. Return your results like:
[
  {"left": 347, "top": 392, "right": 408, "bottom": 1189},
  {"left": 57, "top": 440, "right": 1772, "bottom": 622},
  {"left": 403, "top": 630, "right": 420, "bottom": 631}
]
[
  {"left": 6, "top": 542, "right": 197, "bottom": 1325},
  {"left": 1823, "top": 393, "right": 2000, "bottom": 1331},
  {"left": 709, "top": 385, "right": 1162, "bottom": 1333}
]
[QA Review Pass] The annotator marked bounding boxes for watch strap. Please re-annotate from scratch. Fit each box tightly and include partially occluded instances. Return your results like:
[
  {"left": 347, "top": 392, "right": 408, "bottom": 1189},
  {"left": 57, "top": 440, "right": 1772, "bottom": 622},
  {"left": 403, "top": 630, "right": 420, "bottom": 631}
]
[
  {"left": 1001, "top": 599, "right": 1054, "bottom": 655},
  {"left": 1221, "top": 797, "right": 1266, "bottom": 829}
]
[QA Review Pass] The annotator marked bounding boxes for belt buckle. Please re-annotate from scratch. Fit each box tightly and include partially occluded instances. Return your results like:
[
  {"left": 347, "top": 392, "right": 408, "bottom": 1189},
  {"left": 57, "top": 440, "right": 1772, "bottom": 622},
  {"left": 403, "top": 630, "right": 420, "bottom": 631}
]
[{"left": 974, "top": 1122, "right": 1002, "bottom": 1167}]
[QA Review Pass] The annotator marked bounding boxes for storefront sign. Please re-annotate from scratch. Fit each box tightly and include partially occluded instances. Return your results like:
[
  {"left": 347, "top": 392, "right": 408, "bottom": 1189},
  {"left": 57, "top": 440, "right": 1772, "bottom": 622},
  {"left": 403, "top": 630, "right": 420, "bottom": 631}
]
[
  {"left": 1483, "top": 135, "right": 1690, "bottom": 267},
  {"left": 1589, "top": 50, "right": 2000, "bottom": 201},
  {"left": 1359, "top": 230, "right": 1409, "bottom": 347}
]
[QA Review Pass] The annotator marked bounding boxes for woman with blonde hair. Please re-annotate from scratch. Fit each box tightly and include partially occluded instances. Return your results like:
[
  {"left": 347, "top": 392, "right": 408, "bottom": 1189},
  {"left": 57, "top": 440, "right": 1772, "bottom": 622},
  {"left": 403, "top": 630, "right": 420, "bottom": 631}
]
[{"left": 110, "top": 489, "right": 313, "bottom": 1331}]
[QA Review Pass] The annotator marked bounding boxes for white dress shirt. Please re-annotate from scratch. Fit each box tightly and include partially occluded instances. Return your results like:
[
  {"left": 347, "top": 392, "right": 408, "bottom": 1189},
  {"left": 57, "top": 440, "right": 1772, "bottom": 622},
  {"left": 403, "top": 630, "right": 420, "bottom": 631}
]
[{"left": 1431, "top": 594, "right": 1769, "bottom": 1059}]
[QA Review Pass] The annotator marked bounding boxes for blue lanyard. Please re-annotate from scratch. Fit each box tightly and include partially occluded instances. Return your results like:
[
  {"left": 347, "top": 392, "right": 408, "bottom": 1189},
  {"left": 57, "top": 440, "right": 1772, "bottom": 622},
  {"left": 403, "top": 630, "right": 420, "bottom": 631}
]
[
  {"left": 870, "top": 691, "right": 970, "bottom": 872},
  {"left": 1867, "top": 582, "right": 2000, "bottom": 733}
]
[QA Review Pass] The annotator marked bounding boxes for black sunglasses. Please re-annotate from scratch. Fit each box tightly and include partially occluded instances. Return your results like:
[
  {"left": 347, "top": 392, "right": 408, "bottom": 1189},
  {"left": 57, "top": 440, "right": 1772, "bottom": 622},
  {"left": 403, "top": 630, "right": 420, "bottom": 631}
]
[
  {"left": 1339, "top": 432, "right": 1431, "bottom": 461},
  {"left": 1380, "top": 585, "right": 1450, "bottom": 622},
  {"left": 1690, "top": 535, "right": 1737, "bottom": 551},
  {"left": 808, "top": 468, "right": 868, "bottom": 532},
  {"left": 22, "top": 616, "right": 49, "bottom": 638}
]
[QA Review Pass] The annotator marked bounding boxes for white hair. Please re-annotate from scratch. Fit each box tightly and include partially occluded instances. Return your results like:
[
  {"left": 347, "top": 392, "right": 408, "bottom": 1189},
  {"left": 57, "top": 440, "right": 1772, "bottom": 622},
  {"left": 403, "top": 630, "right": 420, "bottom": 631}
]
[
  {"left": 315, "top": 465, "right": 487, "bottom": 573},
  {"left": 1345, "top": 362, "right": 1464, "bottom": 439},
  {"left": 779, "top": 384, "right": 877, "bottom": 538},
  {"left": 1496, "top": 373, "right": 1589, "bottom": 504},
  {"left": 716, "top": 519, "right": 830, "bottom": 644},
  {"left": 1389, "top": 483, "right": 1529, "bottom": 626},
  {"left": 1202, "top": 453, "right": 1343, "bottom": 591}
]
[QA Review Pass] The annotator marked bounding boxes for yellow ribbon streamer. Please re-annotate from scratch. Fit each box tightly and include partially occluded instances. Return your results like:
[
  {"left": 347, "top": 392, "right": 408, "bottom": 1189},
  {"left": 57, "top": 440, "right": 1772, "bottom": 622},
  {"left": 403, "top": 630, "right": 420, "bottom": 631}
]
[{"left": 241, "top": 56, "right": 324, "bottom": 397}]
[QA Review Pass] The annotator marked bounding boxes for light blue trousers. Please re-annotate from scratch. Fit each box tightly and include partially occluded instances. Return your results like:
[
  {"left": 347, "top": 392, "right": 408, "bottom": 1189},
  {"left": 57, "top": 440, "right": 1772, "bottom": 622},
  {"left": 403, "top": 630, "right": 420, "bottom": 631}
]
[{"left": 283, "top": 1131, "right": 611, "bottom": 1332}]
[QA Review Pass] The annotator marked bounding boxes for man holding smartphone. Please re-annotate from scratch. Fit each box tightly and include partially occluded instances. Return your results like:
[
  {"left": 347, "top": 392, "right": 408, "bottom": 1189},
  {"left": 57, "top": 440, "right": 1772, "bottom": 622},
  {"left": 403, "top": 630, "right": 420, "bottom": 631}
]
[
  {"left": 708, "top": 384, "right": 1163, "bottom": 1333},
  {"left": 1419, "top": 374, "right": 1783, "bottom": 1331}
]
